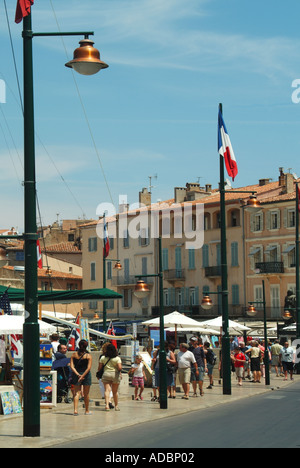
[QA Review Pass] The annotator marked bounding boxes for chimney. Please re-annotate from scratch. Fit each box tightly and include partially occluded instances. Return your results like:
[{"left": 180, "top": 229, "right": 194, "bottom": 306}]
[
  {"left": 284, "top": 173, "right": 294, "bottom": 194},
  {"left": 259, "top": 179, "right": 271, "bottom": 186},
  {"left": 279, "top": 167, "right": 285, "bottom": 187},
  {"left": 139, "top": 188, "right": 152, "bottom": 207},
  {"left": 174, "top": 187, "right": 187, "bottom": 204}
]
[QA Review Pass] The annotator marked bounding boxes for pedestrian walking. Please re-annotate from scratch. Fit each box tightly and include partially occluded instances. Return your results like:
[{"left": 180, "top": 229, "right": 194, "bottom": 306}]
[
  {"left": 231, "top": 346, "right": 246, "bottom": 386},
  {"left": 176, "top": 343, "right": 199, "bottom": 399},
  {"left": 98, "top": 343, "right": 114, "bottom": 409},
  {"left": 204, "top": 342, "right": 217, "bottom": 389},
  {"left": 246, "top": 341, "right": 262, "bottom": 383},
  {"left": 151, "top": 342, "right": 175, "bottom": 402},
  {"left": 70, "top": 339, "right": 92, "bottom": 416},
  {"left": 168, "top": 342, "right": 177, "bottom": 399},
  {"left": 271, "top": 340, "right": 283, "bottom": 377},
  {"left": 130, "top": 355, "right": 147, "bottom": 400},
  {"left": 97, "top": 343, "right": 122, "bottom": 411},
  {"left": 189, "top": 337, "right": 207, "bottom": 397},
  {"left": 279, "top": 342, "right": 295, "bottom": 381}
]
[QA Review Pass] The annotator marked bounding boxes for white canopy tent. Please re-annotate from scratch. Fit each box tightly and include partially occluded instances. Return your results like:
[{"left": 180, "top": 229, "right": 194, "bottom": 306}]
[
  {"left": 142, "top": 311, "right": 206, "bottom": 329},
  {"left": 200, "top": 316, "right": 251, "bottom": 336},
  {"left": 0, "top": 315, "right": 57, "bottom": 335},
  {"left": 142, "top": 311, "right": 216, "bottom": 342}
]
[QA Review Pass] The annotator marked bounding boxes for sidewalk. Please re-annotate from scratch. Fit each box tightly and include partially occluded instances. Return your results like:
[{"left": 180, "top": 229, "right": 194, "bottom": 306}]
[{"left": 0, "top": 374, "right": 297, "bottom": 448}]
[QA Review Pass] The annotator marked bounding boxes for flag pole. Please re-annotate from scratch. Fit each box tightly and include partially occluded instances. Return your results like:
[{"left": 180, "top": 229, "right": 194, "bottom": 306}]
[{"left": 219, "top": 103, "right": 231, "bottom": 395}]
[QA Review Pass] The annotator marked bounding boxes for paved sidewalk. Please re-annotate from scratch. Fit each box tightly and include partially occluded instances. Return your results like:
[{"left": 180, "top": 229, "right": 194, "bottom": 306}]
[{"left": 0, "top": 375, "right": 297, "bottom": 448}]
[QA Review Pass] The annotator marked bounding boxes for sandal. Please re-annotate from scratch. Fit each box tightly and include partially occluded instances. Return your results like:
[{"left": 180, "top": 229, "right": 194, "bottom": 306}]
[{"left": 151, "top": 396, "right": 157, "bottom": 402}]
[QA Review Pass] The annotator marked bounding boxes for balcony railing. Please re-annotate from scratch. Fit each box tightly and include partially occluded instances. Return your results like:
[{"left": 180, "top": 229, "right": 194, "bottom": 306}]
[
  {"left": 205, "top": 266, "right": 222, "bottom": 278},
  {"left": 111, "top": 275, "right": 154, "bottom": 287},
  {"left": 164, "top": 269, "right": 185, "bottom": 282},
  {"left": 255, "top": 262, "right": 284, "bottom": 274}
]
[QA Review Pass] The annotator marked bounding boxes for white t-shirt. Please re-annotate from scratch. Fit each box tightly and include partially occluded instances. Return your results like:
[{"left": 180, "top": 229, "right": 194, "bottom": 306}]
[
  {"left": 132, "top": 362, "right": 144, "bottom": 377},
  {"left": 177, "top": 350, "right": 196, "bottom": 368},
  {"left": 280, "top": 347, "right": 294, "bottom": 363}
]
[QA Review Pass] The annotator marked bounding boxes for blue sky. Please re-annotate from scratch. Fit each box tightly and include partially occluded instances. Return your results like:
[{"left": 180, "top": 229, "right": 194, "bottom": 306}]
[{"left": 0, "top": 0, "right": 300, "bottom": 231}]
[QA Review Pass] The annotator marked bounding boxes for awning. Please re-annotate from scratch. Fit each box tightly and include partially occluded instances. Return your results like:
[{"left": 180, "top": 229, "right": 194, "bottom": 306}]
[{"left": 0, "top": 285, "right": 122, "bottom": 304}]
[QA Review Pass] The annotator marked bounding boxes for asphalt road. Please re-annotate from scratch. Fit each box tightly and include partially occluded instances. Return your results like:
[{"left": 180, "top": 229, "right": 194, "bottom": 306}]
[{"left": 53, "top": 381, "right": 300, "bottom": 449}]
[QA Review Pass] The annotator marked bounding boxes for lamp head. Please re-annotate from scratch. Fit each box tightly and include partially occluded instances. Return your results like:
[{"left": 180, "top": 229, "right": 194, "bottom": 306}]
[
  {"left": 201, "top": 295, "right": 213, "bottom": 311},
  {"left": 65, "top": 39, "right": 109, "bottom": 76},
  {"left": 134, "top": 280, "right": 150, "bottom": 300},
  {"left": 247, "top": 304, "right": 257, "bottom": 317},
  {"left": 246, "top": 194, "right": 261, "bottom": 212}
]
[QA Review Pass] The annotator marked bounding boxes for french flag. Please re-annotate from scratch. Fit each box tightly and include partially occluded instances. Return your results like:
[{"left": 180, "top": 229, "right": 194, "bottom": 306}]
[
  {"left": 103, "top": 218, "right": 110, "bottom": 259},
  {"left": 218, "top": 109, "right": 238, "bottom": 181}
]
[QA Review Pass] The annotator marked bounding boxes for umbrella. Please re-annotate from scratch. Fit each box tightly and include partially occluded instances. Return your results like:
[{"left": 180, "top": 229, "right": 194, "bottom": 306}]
[
  {"left": 165, "top": 326, "right": 217, "bottom": 335},
  {"left": 0, "top": 315, "right": 57, "bottom": 335},
  {"left": 142, "top": 311, "right": 205, "bottom": 329},
  {"left": 200, "top": 316, "right": 251, "bottom": 335},
  {"left": 142, "top": 311, "right": 209, "bottom": 343}
]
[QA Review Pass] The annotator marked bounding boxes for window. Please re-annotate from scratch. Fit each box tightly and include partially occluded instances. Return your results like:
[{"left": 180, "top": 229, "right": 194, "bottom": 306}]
[
  {"left": 89, "top": 301, "right": 98, "bottom": 310},
  {"left": 232, "top": 285, "right": 240, "bottom": 306},
  {"left": 254, "top": 213, "right": 263, "bottom": 231},
  {"left": 68, "top": 234, "right": 75, "bottom": 242},
  {"left": 270, "top": 210, "right": 280, "bottom": 230},
  {"left": 88, "top": 237, "right": 97, "bottom": 252},
  {"left": 265, "top": 245, "right": 278, "bottom": 263},
  {"left": 140, "top": 228, "right": 150, "bottom": 246},
  {"left": 163, "top": 289, "right": 170, "bottom": 307},
  {"left": 123, "top": 230, "right": 129, "bottom": 248},
  {"left": 270, "top": 286, "right": 281, "bottom": 318},
  {"left": 231, "top": 242, "right": 239, "bottom": 267},
  {"left": 283, "top": 245, "right": 296, "bottom": 268},
  {"left": 254, "top": 285, "right": 263, "bottom": 310},
  {"left": 287, "top": 209, "right": 296, "bottom": 228},
  {"left": 90, "top": 262, "right": 96, "bottom": 281},
  {"left": 202, "top": 245, "right": 209, "bottom": 268},
  {"left": 162, "top": 248, "right": 169, "bottom": 271},
  {"left": 189, "top": 288, "right": 196, "bottom": 306},
  {"left": 175, "top": 288, "right": 183, "bottom": 306},
  {"left": 122, "top": 289, "right": 132, "bottom": 308},
  {"left": 124, "top": 259, "right": 130, "bottom": 283},
  {"left": 251, "top": 213, "right": 263, "bottom": 232},
  {"left": 188, "top": 249, "right": 195, "bottom": 270}
]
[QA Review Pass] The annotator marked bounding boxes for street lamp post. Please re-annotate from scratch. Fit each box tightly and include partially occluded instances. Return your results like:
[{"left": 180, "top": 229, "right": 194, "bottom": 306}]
[
  {"left": 134, "top": 237, "right": 167, "bottom": 409},
  {"left": 22, "top": 12, "right": 107, "bottom": 437},
  {"left": 247, "top": 280, "right": 270, "bottom": 386}
]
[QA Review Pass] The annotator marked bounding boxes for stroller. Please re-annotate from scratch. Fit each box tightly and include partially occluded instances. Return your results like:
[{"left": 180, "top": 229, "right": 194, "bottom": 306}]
[{"left": 52, "top": 356, "right": 73, "bottom": 404}]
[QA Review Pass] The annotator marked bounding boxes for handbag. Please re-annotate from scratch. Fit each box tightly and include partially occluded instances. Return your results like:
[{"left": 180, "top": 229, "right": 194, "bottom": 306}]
[{"left": 96, "top": 357, "right": 111, "bottom": 380}]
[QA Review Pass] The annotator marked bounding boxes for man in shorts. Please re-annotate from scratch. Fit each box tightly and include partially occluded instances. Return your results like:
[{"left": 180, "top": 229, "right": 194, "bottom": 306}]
[
  {"left": 271, "top": 340, "right": 283, "bottom": 377},
  {"left": 189, "top": 337, "right": 207, "bottom": 397},
  {"left": 279, "top": 342, "right": 295, "bottom": 381},
  {"left": 176, "top": 343, "right": 199, "bottom": 400}
]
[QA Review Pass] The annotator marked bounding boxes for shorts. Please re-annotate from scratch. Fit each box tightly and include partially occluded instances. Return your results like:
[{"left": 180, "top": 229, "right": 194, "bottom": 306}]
[
  {"left": 71, "top": 371, "right": 91, "bottom": 387},
  {"left": 272, "top": 356, "right": 280, "bottom": 367},
  {"left": 235, "top": 367, "right": 244, "bottom": 379},
  {"left": 132, "top": 376, "right": 144, "bottom": 387},
  {"left": 191, "top": 366, "right": 205, "bottom": 382},
  {"left": 207, "top": 364, "right": 215, "bottom": 376},
  {"left": 282, "top": 361, "right": 294, "bottom": 372},
  {"left": 178, "top": 367, "right": 191, "bottom": 385},
  {"left": 102, "top": 370, "right": 121, "bottom": 385},
  {"left": 251, "top": 357, "right": 261, "bottom": 372}
]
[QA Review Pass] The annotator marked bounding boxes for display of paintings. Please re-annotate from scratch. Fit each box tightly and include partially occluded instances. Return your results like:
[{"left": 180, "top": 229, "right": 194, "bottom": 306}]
[
  {"left": 40, "top": 373, "right": 53, "bottom": 404},
  {"left": 0, "top": 391, "right": 22, "bottom": 415},
  {"left": 40, "top": 343, "right": 52, "bottom": 367}
]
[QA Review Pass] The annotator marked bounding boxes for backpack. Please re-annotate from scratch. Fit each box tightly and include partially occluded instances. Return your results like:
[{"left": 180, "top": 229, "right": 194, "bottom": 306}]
[{"left": 206, "top": 349, "right": 217, "bottom": 366}]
